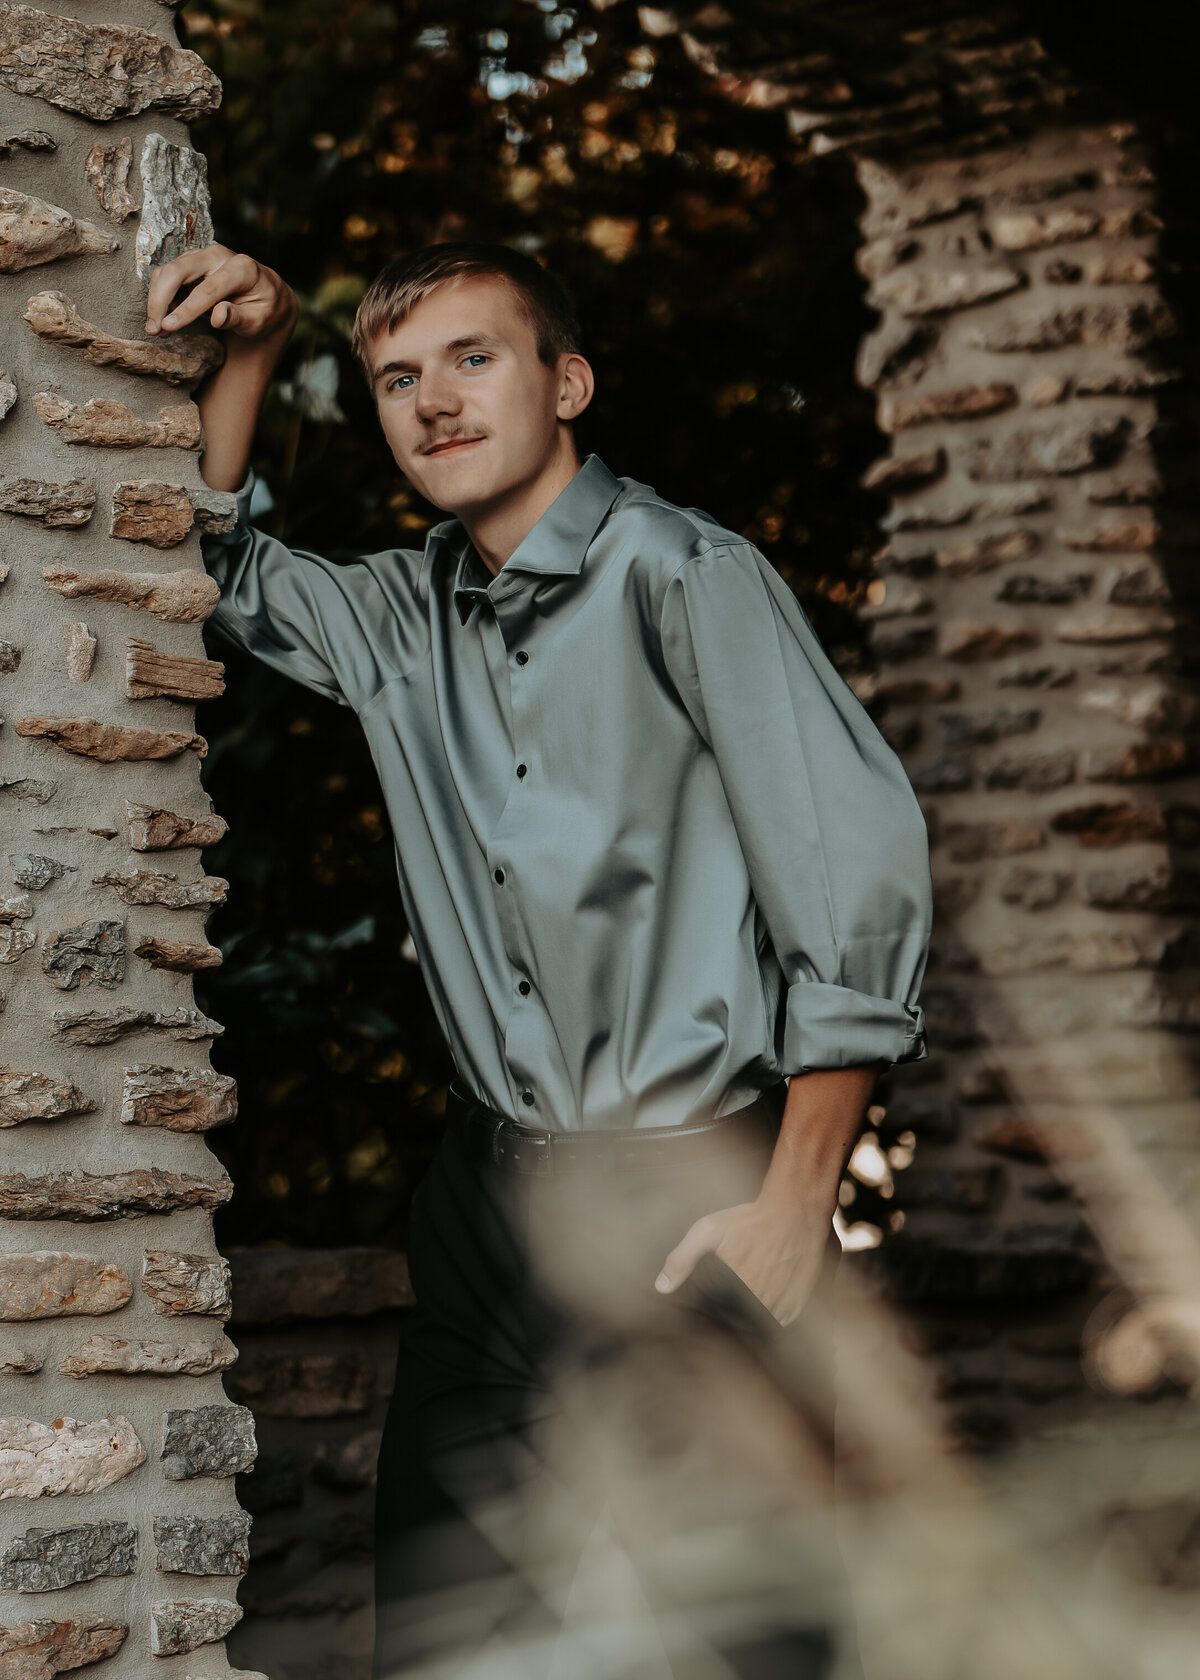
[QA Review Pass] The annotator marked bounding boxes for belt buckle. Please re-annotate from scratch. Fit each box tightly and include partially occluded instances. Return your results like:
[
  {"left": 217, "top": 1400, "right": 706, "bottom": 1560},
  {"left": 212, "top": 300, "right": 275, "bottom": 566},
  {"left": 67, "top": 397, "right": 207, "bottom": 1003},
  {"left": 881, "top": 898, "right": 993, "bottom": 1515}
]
[{"left": 502, "top": 1124, "right": 553, "bottom": 1176}]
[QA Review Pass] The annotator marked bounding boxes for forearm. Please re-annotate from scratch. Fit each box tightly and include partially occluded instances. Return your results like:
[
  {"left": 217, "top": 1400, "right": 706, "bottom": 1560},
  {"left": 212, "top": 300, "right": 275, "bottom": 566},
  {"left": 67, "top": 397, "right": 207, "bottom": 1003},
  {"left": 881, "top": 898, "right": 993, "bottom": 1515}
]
[
  {"left": 758, "top": 1064, "right": 880, "bottom": 1221},
  {"left": 197, "top": 325, "right": 293, "bottom": 492}
]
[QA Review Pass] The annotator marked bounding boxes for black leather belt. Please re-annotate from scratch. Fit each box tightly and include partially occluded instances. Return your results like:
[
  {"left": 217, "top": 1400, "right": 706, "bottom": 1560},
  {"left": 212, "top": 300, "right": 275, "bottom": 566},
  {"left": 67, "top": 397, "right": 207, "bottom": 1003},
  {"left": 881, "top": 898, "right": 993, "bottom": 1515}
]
[{"left": 446, "top": 1079, "right": 787, "bottom": 1175}]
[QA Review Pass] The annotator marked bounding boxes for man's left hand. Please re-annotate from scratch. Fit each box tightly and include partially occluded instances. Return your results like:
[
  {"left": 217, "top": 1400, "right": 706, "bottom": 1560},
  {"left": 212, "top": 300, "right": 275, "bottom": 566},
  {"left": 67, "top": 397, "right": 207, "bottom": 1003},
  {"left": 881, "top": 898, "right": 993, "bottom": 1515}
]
[{"left": 654, "top": 1198, "right": 832, "bottom": 1327}]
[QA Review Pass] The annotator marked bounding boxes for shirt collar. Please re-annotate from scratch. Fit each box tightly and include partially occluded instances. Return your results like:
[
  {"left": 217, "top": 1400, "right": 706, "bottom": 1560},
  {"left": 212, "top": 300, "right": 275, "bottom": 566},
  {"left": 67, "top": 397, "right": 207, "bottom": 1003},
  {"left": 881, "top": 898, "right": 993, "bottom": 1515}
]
[{"left": 439, "top": 454, "right": 622, "bottom": 626}]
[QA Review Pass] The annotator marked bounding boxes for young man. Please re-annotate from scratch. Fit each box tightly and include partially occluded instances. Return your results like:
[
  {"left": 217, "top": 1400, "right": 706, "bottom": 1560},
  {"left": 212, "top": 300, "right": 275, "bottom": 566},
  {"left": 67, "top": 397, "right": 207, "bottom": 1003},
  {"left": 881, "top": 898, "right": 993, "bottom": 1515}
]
[{"left": 147, "top": 240, "right": 932, "bottom": 1678}]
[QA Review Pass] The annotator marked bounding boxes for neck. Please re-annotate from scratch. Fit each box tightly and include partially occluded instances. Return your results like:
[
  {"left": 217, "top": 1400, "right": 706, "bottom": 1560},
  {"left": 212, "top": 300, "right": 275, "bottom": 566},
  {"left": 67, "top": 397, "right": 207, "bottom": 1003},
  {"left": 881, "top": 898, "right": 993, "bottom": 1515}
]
[{"left": 460, "top": 431, "right": 582, "bottom": 577}]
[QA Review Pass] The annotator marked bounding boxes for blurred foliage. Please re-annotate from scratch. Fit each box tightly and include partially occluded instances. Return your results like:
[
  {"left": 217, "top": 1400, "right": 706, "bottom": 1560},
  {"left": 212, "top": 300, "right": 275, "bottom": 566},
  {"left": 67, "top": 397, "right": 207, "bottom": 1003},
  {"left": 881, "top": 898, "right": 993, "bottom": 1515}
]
[{"left": 182, "top": 0, "right": 885, "bottom": 1248}]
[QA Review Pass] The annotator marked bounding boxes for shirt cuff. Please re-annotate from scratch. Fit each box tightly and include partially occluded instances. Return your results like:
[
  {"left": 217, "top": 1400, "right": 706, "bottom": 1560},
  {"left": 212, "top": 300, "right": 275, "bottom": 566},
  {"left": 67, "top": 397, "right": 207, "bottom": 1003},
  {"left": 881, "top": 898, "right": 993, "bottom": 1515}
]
[{"left": 780, "top": 979, "right": 927, "bottom": 1074}]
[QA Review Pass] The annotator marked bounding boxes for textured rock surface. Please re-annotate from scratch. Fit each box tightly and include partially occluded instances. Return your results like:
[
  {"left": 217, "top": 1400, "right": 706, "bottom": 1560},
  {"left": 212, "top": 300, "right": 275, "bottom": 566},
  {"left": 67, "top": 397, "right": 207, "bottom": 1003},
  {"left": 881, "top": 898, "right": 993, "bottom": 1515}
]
[
  {"left": 0, "top": 188, "right": 118, "bottom": 274},
  {"left": 227, "top": 1352, "right": 375, "bottom": 1418},
  {"left": 34, "top": 391, "right": 202, "bottom": 450},
  {"left": 43, "top": 563, "right": 220, "bottom": 623},
  {"left": 14, "top": 717, "right": 207, "bottom": 763},
  {"left": 84, "top": 139, "right": 135, "bottom": 222},
  {"left": 126, "top": 803, "right": 228, "bottom": 851},
  {"left": 160, "top": 1405, "right": 257, "bottom": 1480},
  {"left": 0, "top": 478, "right": 94, "bottom": 528},
  {"left": 0, "top": 1254, "right": 131, "bottom": 1321},
  {"left": 121, "top": 1065, "right": 236, "bottom": 1131},
  {"left": 24, "top": 291, "right": 223, "bottom": 387},
  {"left": 0, "top": 3, "right": 221, "bottom": 121},
  {"left": 141, "top": 1250, "right": 232, "bottom": 1318},
  {"left": 0, "top": 1168, "right": 231, "bottom": 1221},
  {"left": 93, "top": 869, "right": 226, "bottom": 909},
  {"left": 136, "top": 134, "right": 214, "bottom": 281},
  {"left": 132, "top": 936, "right": 222, "bottom": 974},
  {"left": 63, "top": 625, "right": 94, "bottom": 685},
  {"left": 0, "top": 1522, "right": 136, "bottom": 1591},
  {"left": 59, "top": 1333, "right": 237, "bottom": 1379},
  {"left": 0, "top": 1070, "right": 96, "bottom": 1127},
  {"left": 229, "top": 1247, "right": 413, "bottom": 1326},
  {"left": 0, "top": 369, "right": 15, "bottom": 418},
  {"left": 0, "top": 1354, "right": 43, "bottom": 1377},
  {"left": 110, "top": 480, "right": 194, "bottom": 547},
  {"left": 125, "top": 640, "right": 225, "bottom": 702},
  {"left": 40, "top": 922, "right": 126, "bottom": 991},
  {"left": 0, "top": 1415, "right": 145, "bottom": 1497},
  {"left": 50, "top": 1006, "right": 220, "bottom": 1047},
  {"left": 0, "top": 1615, "right": 126, "bottom": 1675},
  {"left": 153, "top": 1513, "right": 250, "bottom": 1577},
  {"left": 149, "top": 1597, "right": 242, "bottom": 1656}
]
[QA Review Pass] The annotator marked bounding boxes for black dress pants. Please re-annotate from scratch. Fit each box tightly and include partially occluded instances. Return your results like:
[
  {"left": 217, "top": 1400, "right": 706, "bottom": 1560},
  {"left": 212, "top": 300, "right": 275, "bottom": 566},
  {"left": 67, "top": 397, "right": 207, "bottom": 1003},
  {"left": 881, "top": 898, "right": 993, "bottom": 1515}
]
[{"left": 373, "top": 1088, "right": 862, "bottom": 1680}]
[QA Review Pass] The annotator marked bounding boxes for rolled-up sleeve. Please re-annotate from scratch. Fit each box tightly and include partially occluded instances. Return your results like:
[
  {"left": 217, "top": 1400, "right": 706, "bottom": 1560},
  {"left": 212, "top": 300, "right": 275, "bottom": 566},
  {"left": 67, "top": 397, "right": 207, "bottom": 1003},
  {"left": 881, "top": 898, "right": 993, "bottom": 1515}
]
[
  {"left": 660, "top": 541, "right": 932, "bottom": 1075},
  {"left": 200, "top": 470, "right": 392, "bottom": 711}
]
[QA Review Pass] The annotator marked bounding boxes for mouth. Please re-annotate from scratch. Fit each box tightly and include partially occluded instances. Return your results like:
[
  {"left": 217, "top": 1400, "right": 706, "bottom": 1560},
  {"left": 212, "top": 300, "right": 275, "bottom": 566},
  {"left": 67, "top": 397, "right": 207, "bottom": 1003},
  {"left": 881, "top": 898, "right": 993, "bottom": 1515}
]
[{"left": 424, "top": 437, "right": 484, "bottom": 458}]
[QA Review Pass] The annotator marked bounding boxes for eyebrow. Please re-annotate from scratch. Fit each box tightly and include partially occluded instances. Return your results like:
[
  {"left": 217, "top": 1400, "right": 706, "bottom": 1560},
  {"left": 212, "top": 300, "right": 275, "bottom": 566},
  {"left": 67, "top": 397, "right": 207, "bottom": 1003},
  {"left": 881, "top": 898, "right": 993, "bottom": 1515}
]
[{"left": 373, "top": 332, "right": 506, "bottom": 384}]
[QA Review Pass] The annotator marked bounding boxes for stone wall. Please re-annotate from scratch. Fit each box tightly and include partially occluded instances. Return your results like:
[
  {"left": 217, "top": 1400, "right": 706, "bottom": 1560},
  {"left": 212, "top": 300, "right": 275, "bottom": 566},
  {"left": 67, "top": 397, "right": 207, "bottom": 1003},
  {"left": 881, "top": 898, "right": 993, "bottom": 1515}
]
[
  {"left": 853, "top": 121, "right": 1200, "bottom": 1441},
  {"left": 0, "top": 6, "right": 256, "bottom": 1677}
]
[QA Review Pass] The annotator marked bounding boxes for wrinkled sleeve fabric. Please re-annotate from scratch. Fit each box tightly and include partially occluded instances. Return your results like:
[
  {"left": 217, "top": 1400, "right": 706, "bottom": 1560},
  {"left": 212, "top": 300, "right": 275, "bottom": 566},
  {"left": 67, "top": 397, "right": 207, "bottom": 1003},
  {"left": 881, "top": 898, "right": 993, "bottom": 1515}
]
[
  {"left": 200, "top": 469, "right": 390, "bottom": 712},
  {"left": 660, "top": 541, "right": 932, "bottom": 1076}
]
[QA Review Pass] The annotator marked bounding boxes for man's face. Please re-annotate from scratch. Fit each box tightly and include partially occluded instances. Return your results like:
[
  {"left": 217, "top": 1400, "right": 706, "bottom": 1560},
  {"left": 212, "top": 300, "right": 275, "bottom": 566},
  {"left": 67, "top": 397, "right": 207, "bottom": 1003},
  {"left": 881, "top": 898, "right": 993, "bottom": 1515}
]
[{"left": 367, "top": 274, "right": 573, "bottom": 516}]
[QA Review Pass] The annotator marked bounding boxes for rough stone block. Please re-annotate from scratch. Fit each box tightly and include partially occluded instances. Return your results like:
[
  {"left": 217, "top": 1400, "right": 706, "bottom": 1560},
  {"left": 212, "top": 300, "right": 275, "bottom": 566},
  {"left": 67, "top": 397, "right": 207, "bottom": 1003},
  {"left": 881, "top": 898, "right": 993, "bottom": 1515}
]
[
  {"left": 880, "top": 381, "right": 1017, "bottom": 430},
  {"left": 1083, "top": 740, "right": 1200, "bottom": 782},
  {"left": 0, "top": 370, "right": 14, "bottom": 419},
  {"left": 34, "top": 391, "right": 201, "bottom": 450},
  {"left": 995, "top": 660, "right": 1076, "bottom": 688},
  {"left": 93, "top": 869, "right": 226, "bottom": 909},
  {"left": 0, "top": 778, "right": 57, "bottom": 806},
  {"left": 983, "top": 749, "right": 1076, "bottom": 791},
  {"left": 40, "top": 922, "right": 125, "bottom": 992},
  {"left": 940, "top": 622, "right": 1040, "bottom": 660},
  {"left": 153, "top": 1513, "right": 250, "bottom": 1577},
  {"left": 1049, "top": 800, "right": 1182, "bottom": 847},
  {"left": 0, "top": 1353, "right": 43, "bottom": 1376},
  {"left": 51, "top": 1007, "right": 221, "bottom": 1047},
  {"left": 110, "top": 480, "right": 193, "bottom": 548},
  {"left": 999, "top": 864, "right": 1072, "bottom": 909},
  {"left": 64, "top": 625, "right": 95, "bottom": 684},
  {"left": 0, "top": 924, "right": 35, "bottom": 967},
  {"left": 84, "top": 139, "right": 135, "bottom": 222},
  {"left": 856, "top": 317, "right": 940, "bottom": 389},
  {"left": 0, "top": 188, "right": 118, "bottom": 274},
  {"left": 0, "top": 1415, "right": 145, "bottom": 1497},
  {"left": 142, "top": 1251, "right": 232, "bottom": 1319},
  {"left": 867, "top": 624, "right": 935, "bottom": 663},
  {"left": 0, "top": 1254, "right": 131, "bottom": 1321},
  {"left": 0, "top": 1070, "right": 96, "bottom": 1127},
  {"left": 0, "top": 1167, "right": 231, "bottom": 1221},
  {"left": 46, "top": 570, "right": 220, "bottom": 639},
  {"left": 971, "top": 301, "right": 1175, "bottom": 354},
  {"left": 14, "top": 716, "right": 207, "bottom": 763},
  {"left": 860, "top": 448, "right": 945, "bottom": 492},
  {"left": 126, "top": 803, "right": 228, "bottom": 851},
  {"left": 136, "top": 134, "right": 214, "bottom": 282},
  {"left": 0, "top": 1522, "right": 136, "bottom": 1591},
  {"left": 996, "top": 572, "right": 1091, "bottom": 604},
  {"left": 0, "top": 1615, "right": 127, "bottom": 1676},
  {"left": 228, "top": 1351, "right": 375, "bottom": 1417},
  {"left": 150, "top": 1598, "right": 242, "bottom": 1657},
  {"left": 938, "top": 706, "right": 1040, "bottom": 746},
  {"left": 0, "top": 3, "right": 221, "bottom": 121},
  {"left": 160, "top": 1405, "right": 257, "bottom": 1480},
  {"left": 133, "top": 936, "right": 222, "bottom": 974},
  {"left": 871, "top": 265, "right": 1023, "bottom": 316},
  {"left": 228, "top": 1247, "right": 413, "bottom": 1326},
  {"left": 0, "top": 638, "right": 22, "bottom": 672},
  {"left": 1062, "top": 520, "right": 1160, "bottom": 554},
  {"left": 125, "top": 641, "right": 225, "bottom": 702},
  {"left": 0, "top": 478, "right": 94, "bottom": 527},
  {"left": 24, "top": 290, "right": 223, "bottom": 388},
  {"left": 968, "top": 415, "right": 1130, "bottom": 480},
  {"left": 910, "top": 755, "right": 972, "bottom": 794},
  {"left": 59, "top": 1333, "right": 236, "bottom": 1379},
  {"left": 1105, "top": 561, "right": 1171, "bottom": 607},
  {"left": 1083, "top": 863, "right": 1200, "bottom": 912},
  {"left": 942, "top": 820, "right": 1044, "bottom": 861},
  {"left": 121, "top": 1065, "right": 236, "bottom": 1132}
]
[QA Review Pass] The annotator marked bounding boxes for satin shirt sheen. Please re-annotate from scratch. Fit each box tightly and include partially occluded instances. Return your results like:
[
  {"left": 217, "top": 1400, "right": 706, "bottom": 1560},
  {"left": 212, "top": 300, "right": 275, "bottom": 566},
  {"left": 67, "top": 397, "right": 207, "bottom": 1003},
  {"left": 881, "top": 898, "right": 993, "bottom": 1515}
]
[{"left": 201, "top": 453, "right": 933, "bottom": 1131}]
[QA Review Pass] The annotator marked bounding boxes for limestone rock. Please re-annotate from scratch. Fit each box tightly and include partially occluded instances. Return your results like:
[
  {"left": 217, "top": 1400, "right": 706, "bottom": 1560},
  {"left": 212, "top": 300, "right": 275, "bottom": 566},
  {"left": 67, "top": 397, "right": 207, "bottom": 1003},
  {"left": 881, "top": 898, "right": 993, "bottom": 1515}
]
[
  {"left": 141, "top": 1251, "right": 232, "bottom": 1318},
  {"left": 1106, "top": 561, "right": 1171, "bottom": 607},
  {"left": 228, "top": 1352, "right": 375, "bottom": 1417},
  {"left": 871, "top": 265, "right": 1023, "bottom": 316},
  {"left": 939, "top": 707, "right": 1040, "bottom": 747},
  {"left": 1049, "top": 800, "right": 1184, "bottom": 848},
  {"left": 996, "top": 572, "right": 1091, "bottom": 604},
  {"left": 24, "top": 291, "right": 223, "bottom": 388},
  {"left": 1054, "top": 608, "right": 1175, "bottom": 644},
  {"left": 0, "top": 1522, "right": 136, "bottom": 1590},
  {"left": 133, "top": 936, "right": 222, "bottom": 974},
  {"left": 0, "top": 1255, "right": 130, "bottom": 1321},
  {"left": 160, "top": 1405, "right": 257, "bottom": 1480},
  {"left": 153, "top": 1513, "right": 251, "bottom": 1577},
  {"left": 126, "top": 641, "right": 225, "bottom": 702},
  {"left": 0, "top": 926, "right": 35, "bottom": 966},
  {"left": 860, "top": 448, "right": 945, "bottom": 492},
  {"left": 0, "top": 1354, "right": 42, "bottom": 1376},
  {"left": 935, "top": 529, "right": 1039, "bottom": 577},
  {"left": 0, "top": 3, "right": 221, "bottom": 121},
  {"left": 14, "top": 717, "right": 207, "bottom": 762},
  {"left": 93, "top": 869, "right": 227, "bottom": 910},
  {"left": 84, "top": 139, "right": 135, "bottom": 222},
  {"left": 64, "top": 624, "right": 94, "bottom": 684},
  {"left": 942, "top": 820, "right": 1045, "bottom": 861},
  {"left": 122, "top": 1065, "right": 235, "bottom": 1132},
  {"left": 9, "top": 856, "right": 70, "bottom": 892},
  {"left": 228, "top": 1247, "right": 413, "bottom": 1326},
  {"left": 0, "top": 1169, "right": 231, "bottom": 1223},
  {"left": 43, "top": 563, "right": 220, "bottom": 623},
  {"left": 136, "top": 134, "right": 214, "bottom": 281},
  {"left": 110, "top": 480, "right": 193, "bottom": 547},
  {"left": 0, "top": 639, "right": 22, "bottom": 673},
  {"left": 999, "top": 864, "right": 1071, "bottom": 909},
  {"left": 0, "top": 188, "right": 118, "bottom": 274},
  {"left": 51, "top": 1007, "right": 221, "bottom": 1047},
  {"left": 970, "top": 301, "right": 1175, "bottom": 355},
  {"left": 59, "top": 1333, "right": 237, "bottom": 1379},
  {"left": 881, "top": 381, "right": 1017, "bottom": 431},
  {"left": 150, "top": 1598, "right": 242, "bottom": 1657},
  {"left": 188, "top": 486, "right": 237, "bottom": 534},
  {"left": 968, "top": 416, "right": 1130, "bottom": 480},
  {"left": 0, "top": 894, "right": 32, "bottom": 924},
  {"left": 34, "top": 391, "right": 202, "bottom": 450},
  {"left": 0, "top": 1414, "right": 145, "bottom": 1498},
  {"left": 940, "top": 622, "right": 1040, "bottom": 661},
  {"left": 0, "top": 1615, "right": 126, "bottom": 1675},
  {"left": 983, "top": 749, "right": 1077, "bottom": 792},
  {"left": 0, "top": 370, "right": 16, "bottom": 418},
  {"left": 40, "top": 922, "right": 126, "bottom": 992},
  {"left": 127, "top": 803, "right": 228, "bottom": 851},
  {"left": 0, "top": 129, "right": 55, "bottom": 155},
  {"left": 1083, "top": 740, "right": 1200, "bottom": 782},
  {"left": 1062, "top": 520, "right": 1160, "bottom": 553},
  {"left": 0, "top": 478, "right": 94, "bottom": 527},
  {"left": 0, "top": 779, "right": 56, "bottom": 806},
  {"left": 856, "top": 316, "right": 940, "bottom": 389},
  {"left": 0, "top": 1070, "right": 96, "bottom": 1128}
]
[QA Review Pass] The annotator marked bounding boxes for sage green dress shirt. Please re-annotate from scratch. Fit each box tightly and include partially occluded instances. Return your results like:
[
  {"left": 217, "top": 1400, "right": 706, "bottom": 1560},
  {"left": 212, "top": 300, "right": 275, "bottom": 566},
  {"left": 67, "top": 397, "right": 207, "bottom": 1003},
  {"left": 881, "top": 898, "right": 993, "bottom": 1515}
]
[{"left": 201, "top": 453, "right": 932, "bottom": 1131}]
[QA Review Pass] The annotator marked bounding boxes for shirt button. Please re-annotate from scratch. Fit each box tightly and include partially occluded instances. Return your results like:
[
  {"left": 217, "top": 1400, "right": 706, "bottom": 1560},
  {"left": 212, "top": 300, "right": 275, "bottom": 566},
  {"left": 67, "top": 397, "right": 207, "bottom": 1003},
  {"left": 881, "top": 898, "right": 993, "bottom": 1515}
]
[
  {"left": 494, "top": 867, "right": 505, "bottom": 884},
  {"left": 516, "top": 762, "right": 527, "bottom": 779},
  {"left": 518, "top": 979, "right": 531, "bottom": 996},
  {"left": 515, "top": 650, "right": 529, "bottom": 665},
  {"left": 521, "top": 1088, "right": 535, "bottom": 1106}
]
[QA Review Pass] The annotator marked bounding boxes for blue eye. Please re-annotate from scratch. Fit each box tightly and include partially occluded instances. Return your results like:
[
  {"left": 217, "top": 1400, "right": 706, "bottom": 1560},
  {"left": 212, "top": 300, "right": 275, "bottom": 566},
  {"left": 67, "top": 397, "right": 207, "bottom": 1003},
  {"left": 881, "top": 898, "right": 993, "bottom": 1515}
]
[
  {"left": 464, "top": 354, "right": 490, "bottom": 368},
  {"left": 387, "top": 373, "right": 414, "bottom": 393}
]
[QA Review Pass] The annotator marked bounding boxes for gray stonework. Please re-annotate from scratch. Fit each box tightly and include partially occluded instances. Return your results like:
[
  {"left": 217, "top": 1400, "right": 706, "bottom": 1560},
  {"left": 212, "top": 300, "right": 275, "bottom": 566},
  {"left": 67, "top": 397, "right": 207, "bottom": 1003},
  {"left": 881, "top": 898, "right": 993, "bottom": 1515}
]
[
  {"left": 0, "top": 11, "right": 246, "bottom": 1672},
  {"left": 153, "top": 1513, "right": 250, "bottom": 1577}
]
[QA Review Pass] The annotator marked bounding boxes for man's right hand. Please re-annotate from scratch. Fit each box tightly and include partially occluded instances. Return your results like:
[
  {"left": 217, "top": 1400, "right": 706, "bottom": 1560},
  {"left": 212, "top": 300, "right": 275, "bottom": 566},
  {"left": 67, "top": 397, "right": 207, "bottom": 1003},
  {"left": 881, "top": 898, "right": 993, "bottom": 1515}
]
[{"left": 146, "top": 242, "right": 297, "bottom": 343}]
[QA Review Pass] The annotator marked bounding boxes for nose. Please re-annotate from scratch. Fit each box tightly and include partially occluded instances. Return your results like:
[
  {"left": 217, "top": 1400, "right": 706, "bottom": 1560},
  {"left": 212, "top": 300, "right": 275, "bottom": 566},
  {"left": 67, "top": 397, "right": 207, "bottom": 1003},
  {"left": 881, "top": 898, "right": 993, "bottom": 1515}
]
[{"left": 415, "top": 365, "right": 461, "bottom": 424}]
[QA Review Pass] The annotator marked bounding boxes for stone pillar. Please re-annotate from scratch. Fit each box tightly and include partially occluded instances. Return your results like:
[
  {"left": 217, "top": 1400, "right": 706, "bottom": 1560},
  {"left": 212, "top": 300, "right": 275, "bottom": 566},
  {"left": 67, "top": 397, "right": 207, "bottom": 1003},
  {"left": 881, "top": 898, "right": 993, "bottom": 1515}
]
[
  {"left": 1, "top": 7, "right": 260, "bottom": 1676},
  {"left": 853, "top": 123, "right": 1200, "bottom": 1441}
]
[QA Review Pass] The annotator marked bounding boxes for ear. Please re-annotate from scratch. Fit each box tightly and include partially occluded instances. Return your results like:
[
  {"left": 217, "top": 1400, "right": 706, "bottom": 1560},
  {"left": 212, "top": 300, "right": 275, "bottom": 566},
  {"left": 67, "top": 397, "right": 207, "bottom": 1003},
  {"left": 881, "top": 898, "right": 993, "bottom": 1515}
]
[{"left": 556, "top": 352, "right": 594, "bottom": 422}]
